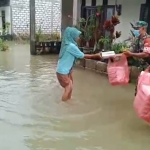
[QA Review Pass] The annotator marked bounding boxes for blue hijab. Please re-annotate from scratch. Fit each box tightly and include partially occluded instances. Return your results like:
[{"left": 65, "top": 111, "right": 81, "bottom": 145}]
[{"left": 59, "top": 27, "right": 81, "bottom": 58}]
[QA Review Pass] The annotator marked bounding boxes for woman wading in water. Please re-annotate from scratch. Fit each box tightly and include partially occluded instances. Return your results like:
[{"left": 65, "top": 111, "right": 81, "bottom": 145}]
[{"left": 56, "top": 27, "right": 101, "bottom": 101}]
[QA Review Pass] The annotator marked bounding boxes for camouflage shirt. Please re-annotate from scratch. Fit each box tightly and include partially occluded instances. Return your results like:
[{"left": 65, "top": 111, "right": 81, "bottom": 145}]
[
  {"left": 136, "top": 34, "right": 150, "bottom": 52},
  {"left": 133, "top": 34, "right": 150, "bottom": 69}
]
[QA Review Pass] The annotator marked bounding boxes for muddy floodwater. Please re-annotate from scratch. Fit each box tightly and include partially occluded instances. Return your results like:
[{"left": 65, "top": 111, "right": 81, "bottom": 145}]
[{"left": 0, "top": 43, "right": 150, "bottom": 150}]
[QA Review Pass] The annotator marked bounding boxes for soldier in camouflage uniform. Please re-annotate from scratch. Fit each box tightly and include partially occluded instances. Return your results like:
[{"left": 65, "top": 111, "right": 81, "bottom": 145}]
[{"left": 123, "top": 21, "right": 150, "bottom": 96}]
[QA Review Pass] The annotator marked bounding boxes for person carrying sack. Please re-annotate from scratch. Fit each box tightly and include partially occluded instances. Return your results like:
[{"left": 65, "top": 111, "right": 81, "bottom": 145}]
[
  {"left": 123, "top": 21, "right": 150, "bottom": 95},
  {"left": 56, "top": 27, "right": 102, "bottom": 101}
]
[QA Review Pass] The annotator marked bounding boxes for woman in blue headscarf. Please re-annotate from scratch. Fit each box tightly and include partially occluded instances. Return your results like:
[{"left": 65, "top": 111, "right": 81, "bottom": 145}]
[{"left": 56, "top": 27, "right": 101, "bottom": 101}]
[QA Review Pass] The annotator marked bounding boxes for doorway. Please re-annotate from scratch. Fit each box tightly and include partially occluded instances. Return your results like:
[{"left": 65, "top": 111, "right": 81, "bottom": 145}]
[{"left": 1, "top": 10, "right": 6, "bottom": 34}]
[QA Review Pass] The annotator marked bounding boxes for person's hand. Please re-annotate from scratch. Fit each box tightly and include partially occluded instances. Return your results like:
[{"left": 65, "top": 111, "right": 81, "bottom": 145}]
[
  {"left": 123, "top": 48, "right": 130, "bottom": 52},
  {"left": 123, "top": 50, "right": 132, "bottom": 57},
  {"left": 95, "top": 53, "right": 102, "bottom": 59}
]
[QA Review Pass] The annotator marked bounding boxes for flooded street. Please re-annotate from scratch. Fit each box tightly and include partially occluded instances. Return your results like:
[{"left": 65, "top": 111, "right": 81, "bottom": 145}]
[{"left": 0, "top": 43, "right": 150, "bottom": 150}]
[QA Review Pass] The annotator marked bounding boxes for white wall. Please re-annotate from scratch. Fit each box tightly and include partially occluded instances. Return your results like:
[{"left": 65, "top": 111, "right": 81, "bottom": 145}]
[
  {"left": 0, "top": 6, "right": 11, "bottom": 35},
  {"left": 108, "top": 0, "right": 146, "bottom": 42},
  {"left": 85, "top": 0, "right": 91, "bottom": 6},
  {"left": 96, "top": 0, "right": 103, "bottom": 5},
  {"left": 73, "top": 0, "right": 146, "bottom": 41},
  {"left": 85, "top": 0, "right": 103, "bottom": 6}
]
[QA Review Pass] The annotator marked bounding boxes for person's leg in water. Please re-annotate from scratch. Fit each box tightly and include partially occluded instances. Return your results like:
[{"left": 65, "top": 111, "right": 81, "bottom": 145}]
[
  {"left": 62, "top": 79, "right": 72, "bottom": 101},
  {"left": 56, "top": 73, "right": 72, "bottom": 101},
  {"left": 68, "top": 71, "right": 73, "bottom": 99}
]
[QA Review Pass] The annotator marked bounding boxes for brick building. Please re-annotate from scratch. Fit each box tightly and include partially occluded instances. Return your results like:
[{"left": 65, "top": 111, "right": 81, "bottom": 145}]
[{"left": 0, "top": 0, "right": 61, "bottom": 35}]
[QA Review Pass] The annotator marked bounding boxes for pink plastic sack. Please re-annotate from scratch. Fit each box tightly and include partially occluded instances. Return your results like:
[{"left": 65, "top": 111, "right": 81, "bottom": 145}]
[
  {"left": 107, "top": 54, "right": 129, "bottom": 85},
  {"left": 134, "top": 71, "right": 150, "bottom": 123}
]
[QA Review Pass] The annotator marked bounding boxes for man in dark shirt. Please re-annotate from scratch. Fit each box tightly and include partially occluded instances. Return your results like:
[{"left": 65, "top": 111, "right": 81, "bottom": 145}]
[{"left": 123, "top": 21, "right": 150, "bottom": 95}]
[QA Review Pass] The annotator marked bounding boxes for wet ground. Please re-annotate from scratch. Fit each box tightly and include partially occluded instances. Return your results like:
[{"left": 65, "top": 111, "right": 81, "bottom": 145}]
[{"left": 0, "top": 43, "right": 150, "bottom": 150}]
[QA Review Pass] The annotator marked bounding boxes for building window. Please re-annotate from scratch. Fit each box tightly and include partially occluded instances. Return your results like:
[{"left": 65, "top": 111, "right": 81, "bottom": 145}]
[
  {"left": 103, "top": 6, "right": 115, "bottom": 37},
  {"left": 140, "top": 4, "right": 150, "bottom": 34},
  {"left": 86, "top": 7, "right": 97, "bottom": 18},
  {"left": 81, "top": 5, "right": 115, "bottom": 37},
  {"left": 91, "top": 0, "right": 96, "bottom": 6},
  {"left": 81, "top": 5, "right": 115, "bottom": 21},
  {"left": 0, "top": 0, "right": 10, "bottom": 7}
]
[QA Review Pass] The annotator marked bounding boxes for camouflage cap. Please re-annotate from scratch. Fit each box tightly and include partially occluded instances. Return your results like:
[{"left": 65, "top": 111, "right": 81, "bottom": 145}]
[{"left": 134, "top": 21, "right": 148, "bottom": 28}]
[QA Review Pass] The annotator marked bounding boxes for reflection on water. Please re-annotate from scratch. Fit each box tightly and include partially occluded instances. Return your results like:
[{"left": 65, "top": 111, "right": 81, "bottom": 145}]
[{"left": 0, "top": 43, "right": 150, "bottom": 150}]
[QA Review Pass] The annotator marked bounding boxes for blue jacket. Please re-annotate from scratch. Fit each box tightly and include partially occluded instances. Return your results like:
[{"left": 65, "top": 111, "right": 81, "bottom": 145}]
[{"left": 56, "top": 27, "right": 84, "bottom": 74}]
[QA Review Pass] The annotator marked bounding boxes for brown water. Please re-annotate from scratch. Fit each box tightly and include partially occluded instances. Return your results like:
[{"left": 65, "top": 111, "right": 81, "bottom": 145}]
[{"left": 0, "top": 43, "right": 150, "bottom": 150}]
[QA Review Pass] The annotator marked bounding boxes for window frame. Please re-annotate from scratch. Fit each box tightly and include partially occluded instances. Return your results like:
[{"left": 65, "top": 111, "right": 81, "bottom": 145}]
[
  {"left": 0, "top": 0, "right": 10, "bottom": 7},
  {"left": 81, "top": 6, "right": 97, "bottom": 19}
]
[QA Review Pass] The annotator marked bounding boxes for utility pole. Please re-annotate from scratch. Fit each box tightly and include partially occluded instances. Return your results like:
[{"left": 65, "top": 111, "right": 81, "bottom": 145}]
[{"left": 30, "top": 0, "right": 36, "bottom": 55}]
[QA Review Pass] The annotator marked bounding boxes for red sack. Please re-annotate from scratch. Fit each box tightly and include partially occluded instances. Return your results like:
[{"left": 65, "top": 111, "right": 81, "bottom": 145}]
[
  {"left": 107, "top": 54, "right": 130, "bottom": 85},
  {"left": 134, "top": 71, "right": 150, "bottom": 123}
]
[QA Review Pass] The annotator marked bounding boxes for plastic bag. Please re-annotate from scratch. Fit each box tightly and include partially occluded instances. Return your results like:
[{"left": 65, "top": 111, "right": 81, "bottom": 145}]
[
  {"left": 107, "top": 54, "right": 129, "bottom": 85},
  {"left": 143, "top": 38, "right": 150, "bottom": 54},
  {"left": 134, "top": 71, "right": 150, "bottom": 123}
]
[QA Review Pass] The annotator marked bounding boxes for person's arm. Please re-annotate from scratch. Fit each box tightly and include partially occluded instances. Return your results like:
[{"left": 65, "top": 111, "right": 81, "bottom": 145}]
[
  {"left": 123, "top": 49, "right": 150, "bottom": 58},
  {"left": 130, "top": 52, "right": 149, "bottom": 58},
  {"left": 67, "top": 44, "right": 101, "bottom": 59}
]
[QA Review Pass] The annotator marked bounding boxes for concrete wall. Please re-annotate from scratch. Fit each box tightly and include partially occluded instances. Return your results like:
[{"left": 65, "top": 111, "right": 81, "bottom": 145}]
[
  {"left": 73, "top": 0, "right": 146, "bottom": 41},
  {"left": 61, "top": 0, "right": 73, "bottom": 33},
  {"left": 0, "top": 6, "right": 11, "bottom": 34},
  {"left": 10, "top": 0, "right": 61, "bottom": 34}
]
